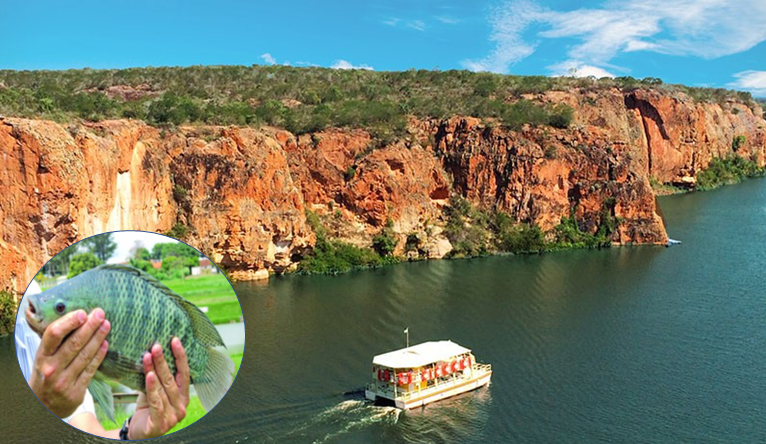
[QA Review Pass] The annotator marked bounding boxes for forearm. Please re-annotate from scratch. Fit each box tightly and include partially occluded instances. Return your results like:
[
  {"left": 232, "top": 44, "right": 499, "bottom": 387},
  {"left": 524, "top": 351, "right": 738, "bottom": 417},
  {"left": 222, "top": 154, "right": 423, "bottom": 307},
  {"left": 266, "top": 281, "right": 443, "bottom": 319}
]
[{"left": 68, "top": 412, "right": 120, "bottom": 439}]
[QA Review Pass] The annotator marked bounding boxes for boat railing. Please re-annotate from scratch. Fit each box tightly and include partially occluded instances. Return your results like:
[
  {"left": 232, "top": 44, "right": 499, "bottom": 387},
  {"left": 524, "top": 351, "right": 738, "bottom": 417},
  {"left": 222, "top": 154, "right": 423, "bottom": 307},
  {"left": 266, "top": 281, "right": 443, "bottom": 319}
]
[{"left": 370, "top": 363, "right": 492, "bottom": 401}]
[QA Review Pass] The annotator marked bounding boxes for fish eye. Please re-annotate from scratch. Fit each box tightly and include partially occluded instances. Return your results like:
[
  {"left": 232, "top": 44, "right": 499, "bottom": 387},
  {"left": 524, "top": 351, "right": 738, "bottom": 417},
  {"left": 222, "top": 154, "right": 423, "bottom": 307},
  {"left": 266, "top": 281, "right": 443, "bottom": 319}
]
[{"left": 55, "top": 301, "right": 66, "bottom": 314}]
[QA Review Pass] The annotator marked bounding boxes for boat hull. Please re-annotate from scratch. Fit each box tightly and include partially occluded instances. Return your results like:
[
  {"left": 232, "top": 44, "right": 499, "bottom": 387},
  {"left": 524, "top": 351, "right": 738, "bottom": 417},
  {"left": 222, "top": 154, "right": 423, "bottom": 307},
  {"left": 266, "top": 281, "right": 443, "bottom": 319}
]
[{"left": 365, "top": 370, "right": 492, "bottom": 410}]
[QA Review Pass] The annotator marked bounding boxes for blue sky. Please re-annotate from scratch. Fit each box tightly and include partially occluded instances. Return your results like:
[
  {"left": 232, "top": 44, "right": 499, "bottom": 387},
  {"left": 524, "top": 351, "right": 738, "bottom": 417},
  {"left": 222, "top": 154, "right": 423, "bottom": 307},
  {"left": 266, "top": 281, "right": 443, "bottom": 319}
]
[{"left": 2, "top": 0, "right": 765, "bottom": 96}]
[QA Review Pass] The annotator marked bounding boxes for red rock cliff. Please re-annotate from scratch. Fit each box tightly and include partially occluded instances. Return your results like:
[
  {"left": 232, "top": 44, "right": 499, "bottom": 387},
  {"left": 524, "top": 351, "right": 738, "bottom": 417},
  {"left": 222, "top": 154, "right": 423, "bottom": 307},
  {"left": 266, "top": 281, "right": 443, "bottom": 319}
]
[{"left": 1, "top": 87, "right": 764, "bottom": 294}]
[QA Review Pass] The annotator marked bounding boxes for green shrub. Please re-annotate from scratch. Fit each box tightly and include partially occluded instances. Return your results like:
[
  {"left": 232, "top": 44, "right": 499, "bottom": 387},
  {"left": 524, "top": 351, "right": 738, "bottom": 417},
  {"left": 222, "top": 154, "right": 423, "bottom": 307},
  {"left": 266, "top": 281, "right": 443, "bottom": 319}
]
[
  {"left": 372, "top": 228, "right": 397, "bottom": 257},
  {"left": 696, "top": 155, "right": 765, "bottom": 191},
  {"left": 0, "top": 290, "right": 16, "bottom": 335},
  {"left": 732, "top": 135, "right": 746, "bottom": 152},
  {"left": 165, "top": 222, "right": 190, "bottom": 239}
]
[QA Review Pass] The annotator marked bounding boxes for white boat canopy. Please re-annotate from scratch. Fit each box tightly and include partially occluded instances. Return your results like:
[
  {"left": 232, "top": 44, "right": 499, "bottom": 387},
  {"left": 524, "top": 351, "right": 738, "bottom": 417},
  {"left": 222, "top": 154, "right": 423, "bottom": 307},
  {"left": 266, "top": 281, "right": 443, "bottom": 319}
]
[{"left": 372, "top": 341, "right": 471, "bottom": 369}]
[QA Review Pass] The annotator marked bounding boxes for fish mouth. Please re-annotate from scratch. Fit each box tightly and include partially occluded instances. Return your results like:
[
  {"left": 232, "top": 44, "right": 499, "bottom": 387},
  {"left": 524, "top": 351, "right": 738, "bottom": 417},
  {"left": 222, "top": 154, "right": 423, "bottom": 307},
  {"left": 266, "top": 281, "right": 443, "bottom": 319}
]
[{"left": 25, "top": 300, "right": 44, "bottom": 336}]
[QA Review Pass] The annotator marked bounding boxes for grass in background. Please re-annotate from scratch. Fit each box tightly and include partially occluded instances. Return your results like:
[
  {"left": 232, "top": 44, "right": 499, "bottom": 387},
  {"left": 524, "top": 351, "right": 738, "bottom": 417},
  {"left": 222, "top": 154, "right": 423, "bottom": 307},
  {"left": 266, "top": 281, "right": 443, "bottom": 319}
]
[{"left": 163, "top": 274, "right": 242, "bottom": 324}]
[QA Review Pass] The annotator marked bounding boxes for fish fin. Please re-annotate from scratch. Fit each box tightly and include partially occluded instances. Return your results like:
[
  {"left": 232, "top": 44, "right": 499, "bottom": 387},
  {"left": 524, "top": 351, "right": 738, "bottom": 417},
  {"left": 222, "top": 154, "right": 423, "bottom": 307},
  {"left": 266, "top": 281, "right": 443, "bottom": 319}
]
[
  {"left": 89, "top": 377, "right": 115, "bottom": 424},
  {"left": 194, "top": 348, "right": 236, "bottom": 412},
  {"left": 96, "top": 264, "right": 226, "bottom": 348}
]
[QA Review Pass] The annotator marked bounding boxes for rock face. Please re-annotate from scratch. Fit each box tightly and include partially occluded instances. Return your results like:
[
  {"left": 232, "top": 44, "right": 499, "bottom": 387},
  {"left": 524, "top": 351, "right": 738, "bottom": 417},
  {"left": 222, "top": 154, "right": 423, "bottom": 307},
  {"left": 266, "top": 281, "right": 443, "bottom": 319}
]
[{"left": 1, "top": 87, "right": 764, "bottom": 295}]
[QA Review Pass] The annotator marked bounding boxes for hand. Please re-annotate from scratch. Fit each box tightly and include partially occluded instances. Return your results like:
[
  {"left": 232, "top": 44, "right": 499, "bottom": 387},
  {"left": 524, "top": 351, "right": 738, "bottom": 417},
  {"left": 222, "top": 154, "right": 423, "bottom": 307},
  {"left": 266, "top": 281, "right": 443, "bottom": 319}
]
[
  {"left": 128, "top": 338, "right": 190, "bottom": 440},
  {"left": 29, "top": 309, "right": 111, "bottom": 418}
]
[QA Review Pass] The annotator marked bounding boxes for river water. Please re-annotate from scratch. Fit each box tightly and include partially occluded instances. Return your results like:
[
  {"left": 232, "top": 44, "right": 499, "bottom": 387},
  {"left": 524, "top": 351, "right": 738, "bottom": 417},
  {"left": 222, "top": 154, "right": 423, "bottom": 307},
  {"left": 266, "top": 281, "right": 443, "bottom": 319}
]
[{"left": 2, "top": 178, "right": 765, "bottom": 443}]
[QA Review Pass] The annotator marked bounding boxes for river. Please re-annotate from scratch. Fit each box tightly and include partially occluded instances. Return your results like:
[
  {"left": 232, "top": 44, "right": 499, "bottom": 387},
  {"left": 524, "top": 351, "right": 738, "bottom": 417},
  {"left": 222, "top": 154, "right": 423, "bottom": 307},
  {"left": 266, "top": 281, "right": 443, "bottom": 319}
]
[{"left": 2, "top": 178, "right": 765, "bottom": 443}]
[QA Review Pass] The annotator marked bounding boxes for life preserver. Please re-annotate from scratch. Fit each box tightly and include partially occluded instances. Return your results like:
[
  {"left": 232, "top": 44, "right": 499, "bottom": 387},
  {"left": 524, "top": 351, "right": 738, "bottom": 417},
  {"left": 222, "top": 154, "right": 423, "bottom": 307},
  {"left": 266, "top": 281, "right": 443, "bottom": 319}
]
[
  {"left": 451, "top": 360, "right": 459, "bottom": 373},
  {"left": 441, "top": 363, "right": 450, "bottom": 375},
  {"left": 435, "top": 366, "right": 442, "bottom": 378},
  {"left": 378, "top": 369, "right": 384, "bottom": 381},
  {"left": 459, "top": 357, "right": 467, "bottom": 370},
  {"left": 383, "top": 369, "right": 390, "bottom": 382}
]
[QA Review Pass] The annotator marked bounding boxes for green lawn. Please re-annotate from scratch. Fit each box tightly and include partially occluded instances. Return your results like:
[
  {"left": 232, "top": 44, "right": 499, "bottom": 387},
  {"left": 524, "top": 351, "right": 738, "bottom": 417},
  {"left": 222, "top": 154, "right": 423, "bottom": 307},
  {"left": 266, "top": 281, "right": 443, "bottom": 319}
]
[
  {"left": 97, "top": 352, "right": 243, "bottom": 434},
  {"left": 163, "top": 274, "right": 243, "bottom": 324}
]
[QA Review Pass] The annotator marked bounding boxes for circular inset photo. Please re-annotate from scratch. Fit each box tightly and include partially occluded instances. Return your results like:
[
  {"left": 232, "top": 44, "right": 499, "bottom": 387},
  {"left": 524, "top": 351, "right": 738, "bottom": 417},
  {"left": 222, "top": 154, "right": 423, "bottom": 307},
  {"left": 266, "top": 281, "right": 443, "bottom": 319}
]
[{"left": 14, "top": 231, "right": 245, "bottom": 440}]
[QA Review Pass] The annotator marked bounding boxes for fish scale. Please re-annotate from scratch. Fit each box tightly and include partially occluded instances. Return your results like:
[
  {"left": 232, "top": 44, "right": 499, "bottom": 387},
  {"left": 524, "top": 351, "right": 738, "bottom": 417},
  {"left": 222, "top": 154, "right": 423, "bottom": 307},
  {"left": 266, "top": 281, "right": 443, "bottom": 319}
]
[{"left": 26, "top": 264, "right": 235, "bottom": 422}]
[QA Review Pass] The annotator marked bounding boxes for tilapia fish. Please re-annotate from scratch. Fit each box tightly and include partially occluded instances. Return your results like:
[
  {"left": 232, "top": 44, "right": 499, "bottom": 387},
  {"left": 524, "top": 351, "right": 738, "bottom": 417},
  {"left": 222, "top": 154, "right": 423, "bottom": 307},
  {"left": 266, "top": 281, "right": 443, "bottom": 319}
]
[{"left": 25, "top": 264, "right": 236, "bottom": 422}]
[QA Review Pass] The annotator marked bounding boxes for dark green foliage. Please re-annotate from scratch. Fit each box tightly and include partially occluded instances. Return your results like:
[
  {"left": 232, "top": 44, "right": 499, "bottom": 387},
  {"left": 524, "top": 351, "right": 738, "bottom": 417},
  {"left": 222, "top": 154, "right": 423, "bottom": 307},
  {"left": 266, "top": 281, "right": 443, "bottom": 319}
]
[
  {"left": 165, "top": 223, "right": 190, "bottom": 240},
  {"left": 82, "top": 233, "right": 117, "bottom": 262},
  {"left": 0, "top": 290, "right": 16, "bottom": 335},
  {"left": 299, "top": 211, "right": 398, "bottom": 274},
  {"left": 147, "top": 93, "right": 202, "bottom": 126},
  {"left": 173, "top": 184, "right": 188, "bottom": 201},
  {"left": 68, "top": 252, "right": 104, "bottom": 278},
  {"left": 732, "top": 135, "right": 746, "bottom": 152},
  {"left": 151, "top": 242, "right": 199, "bottom": 263},
  {"left": 405, "top": 233, "right": 422, "bottom": 253},
  {"left": 344, "top": 165, "right": 356, "bottom": 181},
  {"left": 696, "top": 155, "right": 765, "bottom": 191},
  {"left": 492, "top": 212, "right": 545, "bottom": 253},
  {"left": 553, "top": 200, "right": 618, "bottom": 249},
  {"left": 372, "top": 222, "right": 398, "bottom": 256},
  {"left": 444, "top": 196, "right": 490, "bottom": 257}
]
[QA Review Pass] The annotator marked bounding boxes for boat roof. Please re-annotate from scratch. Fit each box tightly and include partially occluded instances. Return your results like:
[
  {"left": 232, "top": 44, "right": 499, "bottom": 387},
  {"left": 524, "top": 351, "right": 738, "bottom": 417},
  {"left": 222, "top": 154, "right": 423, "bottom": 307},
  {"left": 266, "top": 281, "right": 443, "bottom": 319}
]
[{"left": 372, "top": 340, "right": 471, "bottom": 369}]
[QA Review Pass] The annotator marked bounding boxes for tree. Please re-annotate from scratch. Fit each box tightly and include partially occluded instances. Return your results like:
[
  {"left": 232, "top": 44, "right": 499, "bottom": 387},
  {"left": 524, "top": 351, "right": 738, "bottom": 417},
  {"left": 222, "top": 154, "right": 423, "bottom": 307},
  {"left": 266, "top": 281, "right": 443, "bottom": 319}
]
[
  {"left": 82, "top": 233, "right": 117, "bottom": 262},
  {"left": 68, "top": 253, "right": 104, "bottom": 278}
]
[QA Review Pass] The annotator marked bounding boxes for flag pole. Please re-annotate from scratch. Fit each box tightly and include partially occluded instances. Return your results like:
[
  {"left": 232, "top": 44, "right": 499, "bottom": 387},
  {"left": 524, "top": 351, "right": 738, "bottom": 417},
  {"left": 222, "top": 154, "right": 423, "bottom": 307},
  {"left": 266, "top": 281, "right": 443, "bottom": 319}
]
[{"left": 404, "top": 327, "right": 409, "bottom": 347}]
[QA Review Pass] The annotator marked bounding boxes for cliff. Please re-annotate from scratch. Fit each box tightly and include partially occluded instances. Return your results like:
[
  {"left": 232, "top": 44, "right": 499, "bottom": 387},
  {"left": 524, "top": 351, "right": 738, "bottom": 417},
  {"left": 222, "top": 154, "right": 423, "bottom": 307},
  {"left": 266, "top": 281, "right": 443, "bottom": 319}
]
[{"left": 1, "top": 87, "right": 764, "bottom": 294}]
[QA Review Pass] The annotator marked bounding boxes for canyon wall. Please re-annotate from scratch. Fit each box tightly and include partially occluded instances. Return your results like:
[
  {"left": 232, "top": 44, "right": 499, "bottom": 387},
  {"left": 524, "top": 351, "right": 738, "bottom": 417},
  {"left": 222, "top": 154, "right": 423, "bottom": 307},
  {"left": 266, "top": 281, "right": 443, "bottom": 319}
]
[{"left": 1, "top": 87, "right": 764, "bottom": 295}]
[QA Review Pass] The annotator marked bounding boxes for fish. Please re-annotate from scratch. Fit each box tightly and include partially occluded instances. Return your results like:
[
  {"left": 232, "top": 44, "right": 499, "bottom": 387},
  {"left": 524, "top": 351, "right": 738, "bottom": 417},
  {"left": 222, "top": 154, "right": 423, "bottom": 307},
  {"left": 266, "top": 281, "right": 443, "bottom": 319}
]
[{"left": 25, "top": 264, "right": 236, "bottom": 423}]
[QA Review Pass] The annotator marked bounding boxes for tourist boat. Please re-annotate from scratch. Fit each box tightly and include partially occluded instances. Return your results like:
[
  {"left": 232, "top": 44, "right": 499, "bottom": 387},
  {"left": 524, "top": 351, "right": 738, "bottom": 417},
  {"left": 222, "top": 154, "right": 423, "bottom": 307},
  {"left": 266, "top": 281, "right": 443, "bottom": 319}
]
[{"left": 365, "top": 340, "right": 492, "bottom": 409}]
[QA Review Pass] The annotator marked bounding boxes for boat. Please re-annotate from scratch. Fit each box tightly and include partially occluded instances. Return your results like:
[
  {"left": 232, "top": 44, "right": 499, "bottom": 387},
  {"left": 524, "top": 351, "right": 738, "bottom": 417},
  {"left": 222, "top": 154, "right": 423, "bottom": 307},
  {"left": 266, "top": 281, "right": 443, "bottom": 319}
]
[{"left": 365, "top": 340, "right": 492, "bottom": 409}]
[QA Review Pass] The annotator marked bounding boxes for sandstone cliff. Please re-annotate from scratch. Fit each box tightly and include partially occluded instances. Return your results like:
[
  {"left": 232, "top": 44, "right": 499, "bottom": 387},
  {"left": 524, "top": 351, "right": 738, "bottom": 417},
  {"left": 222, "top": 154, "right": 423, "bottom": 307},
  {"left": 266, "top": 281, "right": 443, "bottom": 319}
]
[{"left": 1, "top": 87, "right": 764, "bottom": 295}]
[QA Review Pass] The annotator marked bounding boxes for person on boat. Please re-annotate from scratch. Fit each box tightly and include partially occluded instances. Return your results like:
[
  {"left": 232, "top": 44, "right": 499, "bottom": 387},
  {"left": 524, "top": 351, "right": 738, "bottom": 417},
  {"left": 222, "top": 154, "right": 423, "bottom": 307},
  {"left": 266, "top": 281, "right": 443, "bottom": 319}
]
[{"left": 15, "top": 280, "right": 190, "bottom": 440}]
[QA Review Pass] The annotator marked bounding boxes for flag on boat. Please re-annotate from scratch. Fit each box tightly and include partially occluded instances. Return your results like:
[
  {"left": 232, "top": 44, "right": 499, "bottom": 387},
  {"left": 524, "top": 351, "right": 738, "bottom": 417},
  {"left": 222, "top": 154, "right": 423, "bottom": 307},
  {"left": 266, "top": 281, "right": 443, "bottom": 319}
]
[{"left": 404, "top": 327, "right": 409, "bottom": 334}]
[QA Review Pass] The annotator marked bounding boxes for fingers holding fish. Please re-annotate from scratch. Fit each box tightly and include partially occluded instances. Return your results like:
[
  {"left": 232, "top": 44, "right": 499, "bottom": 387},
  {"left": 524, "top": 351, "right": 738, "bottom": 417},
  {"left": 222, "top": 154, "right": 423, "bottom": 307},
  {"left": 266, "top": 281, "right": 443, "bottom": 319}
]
[
  {"left": 75, "top": 340, "right": 108, "bottom": 389},
  {"left": 171, "top": 337, "right": 190, "bottom": 402},
  {"left": 152, "top": 343, "right": 183, "bottom": 411},
  {"left": 146, "top": 371, "right": 168, "bottom": 435},
  {"left": 65, "top": 317, "right": 110, "bottom": 376},
  {"left": 40, "top": 310, "right": 87, "bottom": 357}
]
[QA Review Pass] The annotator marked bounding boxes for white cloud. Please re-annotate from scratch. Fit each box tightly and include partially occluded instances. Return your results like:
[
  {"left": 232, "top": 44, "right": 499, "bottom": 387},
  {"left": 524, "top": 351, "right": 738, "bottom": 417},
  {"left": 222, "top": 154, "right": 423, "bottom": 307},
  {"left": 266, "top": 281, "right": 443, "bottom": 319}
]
[
  {"left": 383, "top": 17, "right": 400, "bottom": 27},
  {"left": 435, "top": 16, "right": 460, "bottom": 25},
  {"left": 462, "top": 0, "right": 544, "bottom": 72},
  {"left": 729, "top": 70, "right": 766, "bottom": 97},
  {"left": 261, "top": 53, "right": 277, "bottom": 65},
  {"left": 463, "top": 0, "right": 766, "bottom": 75},
  {"left": 549, "top": 61, "right": 616, "bottom": 79},
  {"left": 331, "top": 60, "right": 374, "bottom": 70},
  {"left": 407, "top": 20, "right": 426, "bottom": 32}
]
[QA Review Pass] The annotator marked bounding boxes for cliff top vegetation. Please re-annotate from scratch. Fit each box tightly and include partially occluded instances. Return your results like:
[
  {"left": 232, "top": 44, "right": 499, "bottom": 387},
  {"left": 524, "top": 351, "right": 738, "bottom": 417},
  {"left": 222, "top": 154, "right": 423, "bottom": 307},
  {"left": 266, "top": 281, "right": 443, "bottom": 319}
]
[{"left": 0, "top": 65, "right": 758, "bottom": 138}]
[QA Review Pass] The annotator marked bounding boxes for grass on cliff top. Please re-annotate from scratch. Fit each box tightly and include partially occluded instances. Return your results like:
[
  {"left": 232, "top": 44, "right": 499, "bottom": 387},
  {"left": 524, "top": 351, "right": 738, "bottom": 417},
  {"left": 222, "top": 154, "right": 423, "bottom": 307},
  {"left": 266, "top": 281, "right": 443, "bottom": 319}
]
[
  {"left": 0, "top": 65, "right": 755, "bottom": 138},
  {"left": 163, "top": 274, "right": 242, "bottom": 324}
]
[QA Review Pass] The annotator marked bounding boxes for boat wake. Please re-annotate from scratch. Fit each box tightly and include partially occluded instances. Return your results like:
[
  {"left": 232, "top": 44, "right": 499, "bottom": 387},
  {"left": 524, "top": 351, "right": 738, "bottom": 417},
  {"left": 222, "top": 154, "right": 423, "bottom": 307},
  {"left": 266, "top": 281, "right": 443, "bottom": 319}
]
[{"left": 281, "top": 399, "right": 401, "bottom": 443}]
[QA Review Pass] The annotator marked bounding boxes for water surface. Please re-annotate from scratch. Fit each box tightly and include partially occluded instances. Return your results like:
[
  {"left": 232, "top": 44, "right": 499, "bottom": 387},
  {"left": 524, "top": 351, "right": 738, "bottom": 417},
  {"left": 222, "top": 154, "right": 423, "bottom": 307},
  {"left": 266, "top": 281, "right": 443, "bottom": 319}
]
[{"left": 2, "top": 178, "right": 765, "bottom": 443}]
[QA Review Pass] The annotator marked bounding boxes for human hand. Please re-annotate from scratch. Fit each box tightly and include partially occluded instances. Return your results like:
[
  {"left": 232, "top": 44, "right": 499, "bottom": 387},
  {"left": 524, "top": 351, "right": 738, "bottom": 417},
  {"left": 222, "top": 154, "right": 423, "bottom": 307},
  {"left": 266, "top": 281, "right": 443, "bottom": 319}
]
[
  {"left": 128, "top": 338, "right": 190, "bottom": 439},
  {"left": 29, "top": 308, "right": 110, "bottom": 418}
]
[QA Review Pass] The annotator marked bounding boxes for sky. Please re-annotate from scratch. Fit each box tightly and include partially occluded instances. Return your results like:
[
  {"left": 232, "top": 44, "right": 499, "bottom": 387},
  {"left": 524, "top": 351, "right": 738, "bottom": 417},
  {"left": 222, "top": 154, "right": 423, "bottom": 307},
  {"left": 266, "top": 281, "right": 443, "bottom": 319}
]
[{"left": 1, "top": 0, "right": 765, "bottom": 96}]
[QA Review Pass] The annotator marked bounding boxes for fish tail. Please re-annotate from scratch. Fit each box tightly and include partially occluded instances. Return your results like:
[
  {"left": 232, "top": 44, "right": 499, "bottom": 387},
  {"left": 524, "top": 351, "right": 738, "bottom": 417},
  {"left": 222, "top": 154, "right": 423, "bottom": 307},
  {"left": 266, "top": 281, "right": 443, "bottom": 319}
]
[
  {"left": 195, "top": 348, "right": 236, "bottom": 412},
  {"left": 88, "top": 377, "right": 115, "bottom": 423}
]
